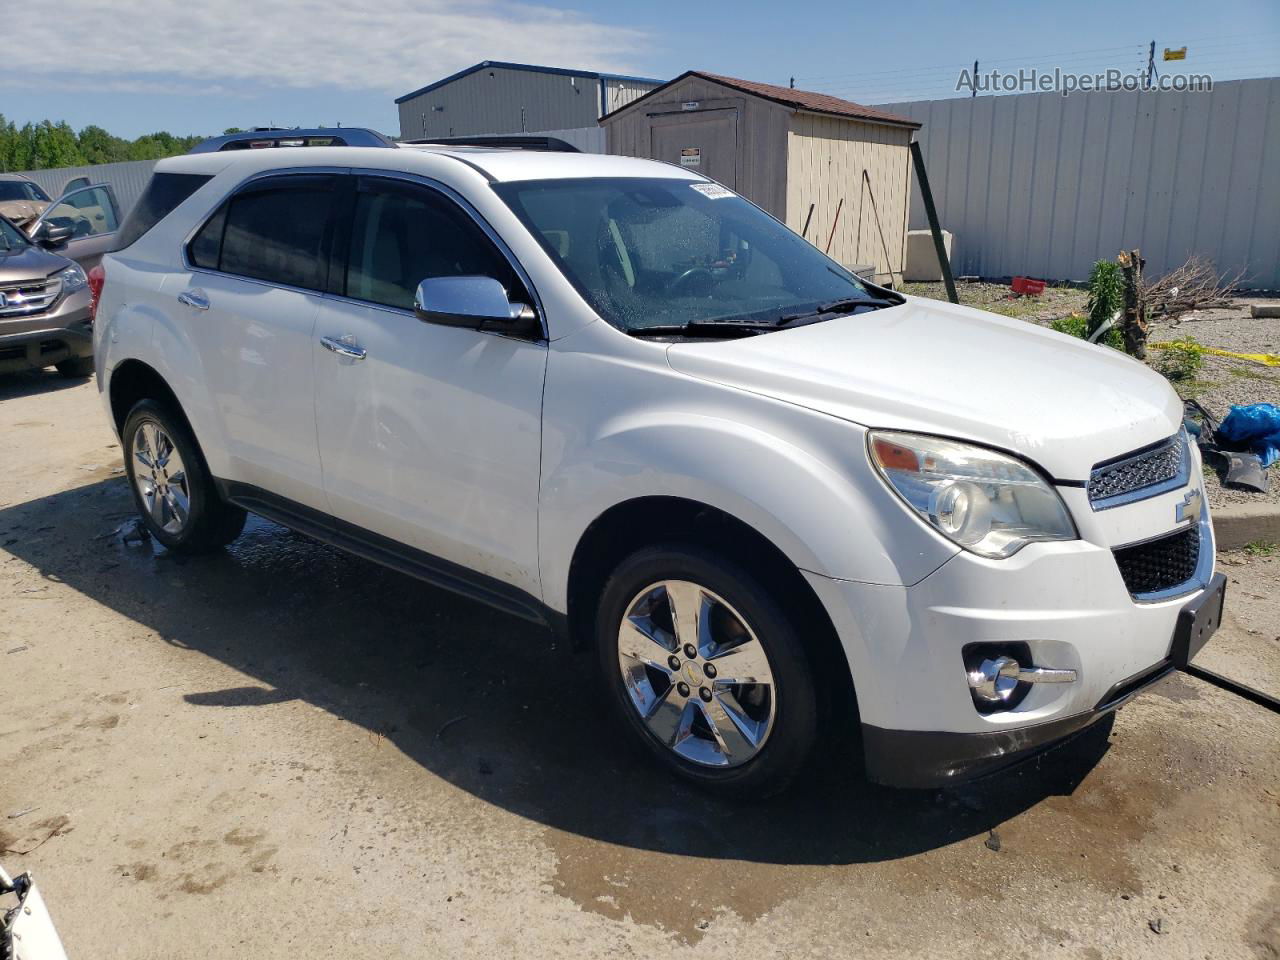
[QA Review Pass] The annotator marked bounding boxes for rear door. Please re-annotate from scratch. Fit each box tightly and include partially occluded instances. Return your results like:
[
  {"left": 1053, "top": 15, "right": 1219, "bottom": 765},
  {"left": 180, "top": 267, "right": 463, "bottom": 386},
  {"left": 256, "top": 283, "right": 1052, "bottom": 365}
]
[
  {"left": 648, "top": 110, "right": 739, "bottom": 189},
  {"left": 177, "top": 173, "right": 338, "bottom": 510},
  {"left": 30, "top": 184, "right": 121, "bottom": 270}
]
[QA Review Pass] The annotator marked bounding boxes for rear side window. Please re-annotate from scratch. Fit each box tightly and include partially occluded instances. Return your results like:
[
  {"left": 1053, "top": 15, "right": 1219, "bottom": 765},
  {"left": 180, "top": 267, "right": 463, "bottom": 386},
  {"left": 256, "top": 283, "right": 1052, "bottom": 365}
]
[
  {"left": 188, "top": 175, "right": 335, "bottom": 291},
  {"left": 115, "top": 173, "right": 211, "bottom": 250}
]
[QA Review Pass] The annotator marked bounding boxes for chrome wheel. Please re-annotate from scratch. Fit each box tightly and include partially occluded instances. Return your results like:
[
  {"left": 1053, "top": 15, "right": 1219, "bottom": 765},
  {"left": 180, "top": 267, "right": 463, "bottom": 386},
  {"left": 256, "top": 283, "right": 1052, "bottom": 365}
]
[
  {"left": 131, "top": 420, "right": 190, "bottom": 535},
  {"left": 617, "top": 580, "right": 777, "bottom": 768}
]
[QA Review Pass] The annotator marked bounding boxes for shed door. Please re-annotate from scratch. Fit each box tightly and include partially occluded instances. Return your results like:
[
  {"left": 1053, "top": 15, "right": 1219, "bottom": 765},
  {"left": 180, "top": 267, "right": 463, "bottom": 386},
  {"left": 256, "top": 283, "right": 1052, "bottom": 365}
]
[{"left": 647, "top": 110, "right": 738, "bottom": 189}]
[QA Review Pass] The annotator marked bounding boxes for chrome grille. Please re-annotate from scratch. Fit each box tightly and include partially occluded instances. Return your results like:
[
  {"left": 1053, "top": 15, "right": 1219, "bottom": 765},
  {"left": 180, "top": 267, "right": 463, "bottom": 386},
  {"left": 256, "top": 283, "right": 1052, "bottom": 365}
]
[
  {"left": 0, "top": 276, "right": 62, "bottom": 318},
  {"left": 1088, "top": 431, "right": 1188, "bottom": 509},
  {"left": 1113, "top": 526, "right": 1201, "bottom": 597}
]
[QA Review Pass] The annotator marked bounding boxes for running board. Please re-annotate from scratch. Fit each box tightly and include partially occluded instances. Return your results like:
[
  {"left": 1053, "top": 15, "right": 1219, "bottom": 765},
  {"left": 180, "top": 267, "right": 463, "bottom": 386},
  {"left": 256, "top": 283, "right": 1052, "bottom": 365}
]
[{"left": 218, "top": 480, "right": 564, "bottom": 635}]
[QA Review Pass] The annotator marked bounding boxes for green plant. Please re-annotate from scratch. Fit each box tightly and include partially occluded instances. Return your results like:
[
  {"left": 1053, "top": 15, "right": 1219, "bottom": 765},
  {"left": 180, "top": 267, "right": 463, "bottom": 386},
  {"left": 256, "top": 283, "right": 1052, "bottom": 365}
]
[
  {"left": 1086, "top": 260, "right": 1124, "bottom": 341},
  {"left": 1155, "top": 336, "right": 1206, "bottom": 381},
  {"left": 1050, "top": 312, "right": 1124, "bottom": 349},
  {"left": 1243, "top": 540, "right": 1278, "bottom": 558}
]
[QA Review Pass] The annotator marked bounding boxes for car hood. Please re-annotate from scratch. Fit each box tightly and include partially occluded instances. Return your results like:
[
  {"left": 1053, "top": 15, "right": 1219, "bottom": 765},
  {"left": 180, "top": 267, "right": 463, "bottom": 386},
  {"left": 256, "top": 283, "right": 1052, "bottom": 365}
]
[
  {"left": 0, "top": 241, "right": 71, "bottom": 282},
  {"left": 664, "top": 296, "right": 1183, "bottom": 481},
  {"left": 0, "top": 199, "right": 49, "bottom": 230}
]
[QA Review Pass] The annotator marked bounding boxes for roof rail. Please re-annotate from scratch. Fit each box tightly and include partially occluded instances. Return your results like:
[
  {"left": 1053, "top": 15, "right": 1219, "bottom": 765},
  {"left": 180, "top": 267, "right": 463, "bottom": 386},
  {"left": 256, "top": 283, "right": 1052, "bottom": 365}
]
[
  {"left": 188, "top": 128, "right": 397, "bottom": 153},
  {"left": 400, "top": 135, "right": 581, "bottom": 153}
]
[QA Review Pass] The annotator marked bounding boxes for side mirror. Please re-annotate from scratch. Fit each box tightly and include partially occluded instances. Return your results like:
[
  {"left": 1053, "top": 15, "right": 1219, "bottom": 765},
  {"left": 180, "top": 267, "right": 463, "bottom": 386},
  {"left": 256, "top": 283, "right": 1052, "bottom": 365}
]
[
  {"left": 33, "top": 222, "right": 73, "bottom": 248},
  {"left": 413, "top": 276, "right": 538, "bottom": 336}
]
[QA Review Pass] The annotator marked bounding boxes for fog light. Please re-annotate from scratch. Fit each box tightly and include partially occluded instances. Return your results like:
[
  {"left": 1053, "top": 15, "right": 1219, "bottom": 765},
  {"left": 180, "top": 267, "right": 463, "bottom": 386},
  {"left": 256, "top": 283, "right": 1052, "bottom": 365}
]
[{"left": 966, "top": 653, "right": 1078, "bottom": 711}]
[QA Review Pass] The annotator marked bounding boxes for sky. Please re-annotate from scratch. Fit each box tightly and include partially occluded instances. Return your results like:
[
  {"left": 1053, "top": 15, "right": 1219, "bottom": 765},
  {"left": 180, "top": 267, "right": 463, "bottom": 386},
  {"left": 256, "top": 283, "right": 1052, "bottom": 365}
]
[{"left": 2, "top": 0, "right": 1277, "bottom": 140}]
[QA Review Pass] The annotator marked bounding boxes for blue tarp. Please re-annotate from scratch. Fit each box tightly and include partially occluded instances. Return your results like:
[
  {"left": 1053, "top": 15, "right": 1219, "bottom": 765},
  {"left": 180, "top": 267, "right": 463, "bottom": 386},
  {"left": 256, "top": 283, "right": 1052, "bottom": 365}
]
[{"left": 1217, "top": 403, "right": 1280, "bottom": 468}]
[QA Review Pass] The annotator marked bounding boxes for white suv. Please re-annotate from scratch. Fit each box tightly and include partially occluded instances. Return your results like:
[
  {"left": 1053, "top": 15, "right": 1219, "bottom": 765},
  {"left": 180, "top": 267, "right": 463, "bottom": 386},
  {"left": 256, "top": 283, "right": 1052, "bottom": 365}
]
[{"left": 93, "top": 143, "right": 1225, "bottom": 796}]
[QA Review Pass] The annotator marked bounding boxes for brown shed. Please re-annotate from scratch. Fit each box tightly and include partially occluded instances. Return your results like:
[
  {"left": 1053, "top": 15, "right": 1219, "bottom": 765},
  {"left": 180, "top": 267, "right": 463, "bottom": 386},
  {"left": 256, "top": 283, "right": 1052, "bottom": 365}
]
[{"left": 600, "top": 71, "right": 921, "bottom": 285}]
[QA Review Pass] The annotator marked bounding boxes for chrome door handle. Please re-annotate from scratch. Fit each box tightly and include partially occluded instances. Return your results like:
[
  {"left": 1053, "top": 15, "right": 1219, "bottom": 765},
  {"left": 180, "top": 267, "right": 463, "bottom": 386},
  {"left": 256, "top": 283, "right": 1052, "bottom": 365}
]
[
  {"left": 321, "top": 335, "right": 367, "bottom": 360},
  {"left": 177, "top": 288, "right": 209, "bottom": 310}
]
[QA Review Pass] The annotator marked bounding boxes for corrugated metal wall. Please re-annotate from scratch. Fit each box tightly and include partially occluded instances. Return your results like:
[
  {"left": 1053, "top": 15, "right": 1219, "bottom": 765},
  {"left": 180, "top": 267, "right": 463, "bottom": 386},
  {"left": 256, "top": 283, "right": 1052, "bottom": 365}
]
[
  {"left": 879, "top": 76, "right": 1280, "bottom": 288},
  {"left": 398, "top": 66, "right": 659, "bottom": 140},
  {"left": 787, "top": 117, "right": 913, "bottom": 284},
  {"left": 604, "top": 78, "right": 659, "bottom": 116},
  {"left": 18, "top": 159, "right": 157, "bottom": 218}
]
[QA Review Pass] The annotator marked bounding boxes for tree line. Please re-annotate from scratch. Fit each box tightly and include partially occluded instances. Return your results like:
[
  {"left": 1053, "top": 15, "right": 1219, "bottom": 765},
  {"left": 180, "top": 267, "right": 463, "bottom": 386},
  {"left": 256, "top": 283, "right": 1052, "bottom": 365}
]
[{"left": 0, "top": 116, "right": 228, "bottom": 172}]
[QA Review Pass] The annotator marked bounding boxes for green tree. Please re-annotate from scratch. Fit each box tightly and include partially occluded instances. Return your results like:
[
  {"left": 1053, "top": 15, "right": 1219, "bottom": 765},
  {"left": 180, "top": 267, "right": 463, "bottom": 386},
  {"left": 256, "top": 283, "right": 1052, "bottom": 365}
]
[
  {"left": 77, "top": 124, "right": 131, "bottom": 164},
  {"left": 30, "top": 121, "right": 85, "bottom": 169}
]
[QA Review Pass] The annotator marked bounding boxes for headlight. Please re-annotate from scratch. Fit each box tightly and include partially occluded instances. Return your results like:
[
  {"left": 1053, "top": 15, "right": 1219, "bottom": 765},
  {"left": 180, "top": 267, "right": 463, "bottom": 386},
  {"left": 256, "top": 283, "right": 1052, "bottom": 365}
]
[
  {"left": 55, "top": 263, "right": 88, "bottom": 294},
  {"left": 869, "top": 430, "right": 1077, "bottom": 559}
]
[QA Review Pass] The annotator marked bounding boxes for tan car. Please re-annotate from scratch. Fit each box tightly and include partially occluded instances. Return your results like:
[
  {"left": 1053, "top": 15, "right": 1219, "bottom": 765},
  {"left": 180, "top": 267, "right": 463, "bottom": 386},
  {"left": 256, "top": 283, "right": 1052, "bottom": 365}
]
[{"left": 0, "top": 174, "right": 52, "bottom": 230}]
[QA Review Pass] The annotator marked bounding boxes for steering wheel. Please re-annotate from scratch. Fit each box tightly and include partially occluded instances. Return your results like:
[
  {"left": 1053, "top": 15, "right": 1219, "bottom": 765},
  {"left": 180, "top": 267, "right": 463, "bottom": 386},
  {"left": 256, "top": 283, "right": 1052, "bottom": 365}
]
[{"left": 667, "top": 266, "right": 715, "bottom": 296}]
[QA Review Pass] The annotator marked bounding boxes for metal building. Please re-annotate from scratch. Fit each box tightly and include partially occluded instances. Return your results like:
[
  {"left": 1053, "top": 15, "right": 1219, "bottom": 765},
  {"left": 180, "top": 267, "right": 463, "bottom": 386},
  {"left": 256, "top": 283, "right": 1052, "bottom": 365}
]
[
  {"left": 395, "top": 61, "right": 661, "bottom": 141},
  {"left": 601, "top": 72, "right": 921, "bottom": 285}
]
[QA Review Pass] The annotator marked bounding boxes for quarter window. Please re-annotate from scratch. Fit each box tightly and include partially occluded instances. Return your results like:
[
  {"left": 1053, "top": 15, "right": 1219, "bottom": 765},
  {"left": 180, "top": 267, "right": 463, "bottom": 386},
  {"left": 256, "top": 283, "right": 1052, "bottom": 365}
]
[{"left": 345, "top": 180, "right": 520, "bottom": 311}]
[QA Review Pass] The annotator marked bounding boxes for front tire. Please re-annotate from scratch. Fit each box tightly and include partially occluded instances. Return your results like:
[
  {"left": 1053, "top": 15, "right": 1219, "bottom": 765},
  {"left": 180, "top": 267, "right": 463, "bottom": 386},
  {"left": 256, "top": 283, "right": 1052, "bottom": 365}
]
[
  {"left": 55, "top": 355, "right": 95, "bottom": 379},
  {"left": 122, "top": 399, "right": 246, "bottom": 553},
  {"left": 596, "top": 544, "right": 820, "bottom": 798}
]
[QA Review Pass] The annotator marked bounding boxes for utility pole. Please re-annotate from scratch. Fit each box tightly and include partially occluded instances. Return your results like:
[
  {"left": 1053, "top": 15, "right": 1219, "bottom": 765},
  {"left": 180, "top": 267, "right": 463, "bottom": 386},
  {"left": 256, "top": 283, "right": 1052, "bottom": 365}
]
[{"left": 972, "top": 60, "right": 979, "bottom": 97}]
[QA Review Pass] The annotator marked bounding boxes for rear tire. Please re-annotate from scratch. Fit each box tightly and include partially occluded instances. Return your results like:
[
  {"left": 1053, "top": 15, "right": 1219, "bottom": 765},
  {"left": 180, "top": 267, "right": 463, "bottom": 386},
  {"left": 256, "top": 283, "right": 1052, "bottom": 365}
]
[
  {"left": 595, "top": 543, "right": 820, "bottom": 798},
  {"left": 55, "top": 355, "right": 95, "bottom": 379},
  {"left": 122, "top": 399, "right": 246, "bottom": 554}
]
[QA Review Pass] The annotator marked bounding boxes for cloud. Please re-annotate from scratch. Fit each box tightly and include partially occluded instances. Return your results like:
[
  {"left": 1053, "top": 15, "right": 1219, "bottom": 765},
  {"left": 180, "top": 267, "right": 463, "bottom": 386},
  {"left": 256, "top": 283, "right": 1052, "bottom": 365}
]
[{"left": 10, "top": 0, "right": 648, "bottom": 96}]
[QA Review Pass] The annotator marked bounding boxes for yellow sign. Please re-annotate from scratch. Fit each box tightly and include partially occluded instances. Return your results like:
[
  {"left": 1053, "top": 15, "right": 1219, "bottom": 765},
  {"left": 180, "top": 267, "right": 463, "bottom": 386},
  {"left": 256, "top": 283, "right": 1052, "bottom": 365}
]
[{"left": 1164, "top": 47, "right": 1187, "bottom": 61}]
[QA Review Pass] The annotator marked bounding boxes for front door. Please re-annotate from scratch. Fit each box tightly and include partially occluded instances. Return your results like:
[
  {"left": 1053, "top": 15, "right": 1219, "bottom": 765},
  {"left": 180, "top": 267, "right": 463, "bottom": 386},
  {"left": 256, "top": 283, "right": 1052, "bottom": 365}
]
[
  {"left": 313, "top": 175, "right": 547, "bottom": 597},
  {"left": 648, "top": 110, "right": 739, "bottom": 189},
  {"left": 30, "top": 184, "right": 120, "bottom": 270}
]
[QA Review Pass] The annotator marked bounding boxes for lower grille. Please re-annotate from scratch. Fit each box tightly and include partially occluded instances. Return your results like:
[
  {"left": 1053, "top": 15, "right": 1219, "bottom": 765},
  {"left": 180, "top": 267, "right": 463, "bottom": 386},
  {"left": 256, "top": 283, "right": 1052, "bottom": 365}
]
[{"left": 1114, "top": 526, "right": 1201, "bottom": 597}]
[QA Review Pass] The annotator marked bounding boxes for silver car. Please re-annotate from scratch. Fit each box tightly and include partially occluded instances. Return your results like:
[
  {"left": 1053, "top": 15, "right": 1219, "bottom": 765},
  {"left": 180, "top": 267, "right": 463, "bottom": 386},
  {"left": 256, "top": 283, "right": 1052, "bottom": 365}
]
[{"left": 0, "top": 214, "right": 95, "bottom": 378}]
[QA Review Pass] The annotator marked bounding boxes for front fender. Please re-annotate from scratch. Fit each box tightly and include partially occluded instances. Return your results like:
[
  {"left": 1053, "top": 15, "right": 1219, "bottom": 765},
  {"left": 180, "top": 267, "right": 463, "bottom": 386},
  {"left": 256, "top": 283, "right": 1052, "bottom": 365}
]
[{"left": 538, "top": 339, "right": 957, "bottom": 612}]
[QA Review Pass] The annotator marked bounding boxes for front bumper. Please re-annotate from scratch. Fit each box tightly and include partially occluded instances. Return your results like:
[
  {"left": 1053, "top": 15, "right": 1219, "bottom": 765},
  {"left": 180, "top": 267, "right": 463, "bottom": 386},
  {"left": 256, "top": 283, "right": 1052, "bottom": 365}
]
[
  {"left": 0, "top": 288, "right": 93, "bottom": 374},
  {"left": 806, "top": 488, "right": 1220, "bottom": 788}
]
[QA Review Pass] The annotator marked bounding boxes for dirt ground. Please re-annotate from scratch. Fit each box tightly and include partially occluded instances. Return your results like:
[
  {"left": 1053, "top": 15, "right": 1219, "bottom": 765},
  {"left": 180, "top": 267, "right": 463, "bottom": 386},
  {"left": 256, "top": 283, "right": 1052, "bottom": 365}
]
[{"left": 2, "top": 372, "right": 1278, "bottom": 960}]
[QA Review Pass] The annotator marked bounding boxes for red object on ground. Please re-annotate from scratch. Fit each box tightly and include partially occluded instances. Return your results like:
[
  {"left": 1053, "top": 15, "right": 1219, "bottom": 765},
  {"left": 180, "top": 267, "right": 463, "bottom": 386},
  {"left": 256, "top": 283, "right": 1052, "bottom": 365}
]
[{"left": 1011, "top": 276, "right": 1045, "bottom": 296}]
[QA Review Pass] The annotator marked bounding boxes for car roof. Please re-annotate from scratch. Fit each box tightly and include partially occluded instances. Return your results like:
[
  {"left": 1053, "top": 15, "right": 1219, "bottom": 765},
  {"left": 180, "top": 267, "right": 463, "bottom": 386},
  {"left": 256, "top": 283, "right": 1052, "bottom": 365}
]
[
  {"left": 0, "top": 173, "right": 36, "bottom": 182},
  {"left": 153, "top": 145, "right": 701, "bottom": 185}
]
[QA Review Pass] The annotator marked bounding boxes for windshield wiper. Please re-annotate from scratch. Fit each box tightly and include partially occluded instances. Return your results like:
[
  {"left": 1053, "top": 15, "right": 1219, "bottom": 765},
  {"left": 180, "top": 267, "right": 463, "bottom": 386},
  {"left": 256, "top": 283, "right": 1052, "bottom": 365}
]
[
  {"left": 777, "top": 296, "right": 897, "bottom": 326},
  {"left": 627, "top": 320, "right": 776, "bottom": 339}
]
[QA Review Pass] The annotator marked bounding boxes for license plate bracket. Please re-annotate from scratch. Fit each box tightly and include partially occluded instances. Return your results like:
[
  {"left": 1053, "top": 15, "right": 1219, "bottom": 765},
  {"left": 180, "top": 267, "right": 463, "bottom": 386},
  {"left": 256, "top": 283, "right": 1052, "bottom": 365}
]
[{"left": 1170, "top": 572, "right": 1227, "bottom": 667}]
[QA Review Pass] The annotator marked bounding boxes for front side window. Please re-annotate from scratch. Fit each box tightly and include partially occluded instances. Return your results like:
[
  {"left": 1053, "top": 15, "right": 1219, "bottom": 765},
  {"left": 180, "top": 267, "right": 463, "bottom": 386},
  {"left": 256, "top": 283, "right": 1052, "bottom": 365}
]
[
  {"left": 189, "top": 175, "right": 335, "bottom": 291},
  {"left": 38, "top": 186, "right": 119, "bottom": 238},
  {"left": 495, "top": 177, "right": 871, "bottom": 332},
  {"left": 344, "top": 179, "right": 520, "bottom": 310}
]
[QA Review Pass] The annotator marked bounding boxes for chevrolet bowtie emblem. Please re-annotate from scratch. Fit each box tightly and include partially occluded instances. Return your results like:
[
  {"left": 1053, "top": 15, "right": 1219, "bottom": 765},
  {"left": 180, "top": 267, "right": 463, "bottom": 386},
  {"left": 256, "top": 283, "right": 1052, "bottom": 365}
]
[{"left": 1177, "top": 488, "right": 1202, "bottom": 524}]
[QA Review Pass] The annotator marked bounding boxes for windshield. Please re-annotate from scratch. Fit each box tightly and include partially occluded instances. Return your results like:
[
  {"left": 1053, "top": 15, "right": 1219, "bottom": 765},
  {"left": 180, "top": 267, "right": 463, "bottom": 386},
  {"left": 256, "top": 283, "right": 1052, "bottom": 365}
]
[
  {"left": 0, "top": 216, "right": 30, "bottom": 250},
  {"left": 494, "top": 177, "right": 871, "bottom": 332},
  {"left": 0, "top": 180, "right": 51, "bottom": 203}
]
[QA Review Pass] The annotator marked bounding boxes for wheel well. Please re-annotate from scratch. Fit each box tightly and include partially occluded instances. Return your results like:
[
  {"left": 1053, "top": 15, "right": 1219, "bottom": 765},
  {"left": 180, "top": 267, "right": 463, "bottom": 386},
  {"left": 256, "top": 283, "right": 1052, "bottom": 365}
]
[
  {"left": 109, "top": 360, "right": 183, "bottom": 436},
  {"left": 566, "top": 496, "right": 857, "bottom": 720}
]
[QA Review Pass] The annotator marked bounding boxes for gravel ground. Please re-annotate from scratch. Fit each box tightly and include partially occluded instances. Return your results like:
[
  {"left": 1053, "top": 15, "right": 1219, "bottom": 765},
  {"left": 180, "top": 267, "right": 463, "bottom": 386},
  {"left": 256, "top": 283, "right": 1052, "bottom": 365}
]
[
  {"left": 2, "top": 374, "right": 1279, "bottom": 960},
  {"left": 903, "top": 282, "right": 1280, "bottom": 512}
]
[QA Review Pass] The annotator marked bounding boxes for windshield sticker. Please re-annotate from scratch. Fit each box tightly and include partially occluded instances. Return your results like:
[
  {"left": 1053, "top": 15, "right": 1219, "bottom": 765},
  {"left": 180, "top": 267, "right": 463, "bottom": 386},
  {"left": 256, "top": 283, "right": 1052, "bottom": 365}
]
[{"left": 690, "top": 182, "right": 733, "bottom": 199}]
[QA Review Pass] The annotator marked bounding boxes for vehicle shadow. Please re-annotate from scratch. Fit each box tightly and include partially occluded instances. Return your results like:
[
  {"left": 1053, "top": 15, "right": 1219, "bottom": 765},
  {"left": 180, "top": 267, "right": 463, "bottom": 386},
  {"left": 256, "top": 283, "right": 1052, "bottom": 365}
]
[
  {"left": 0, "top": 369, "right": 88, "bottom": 401},
  {"left": 0, "top": 476, "right": 1114, "bottom": 867}
]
